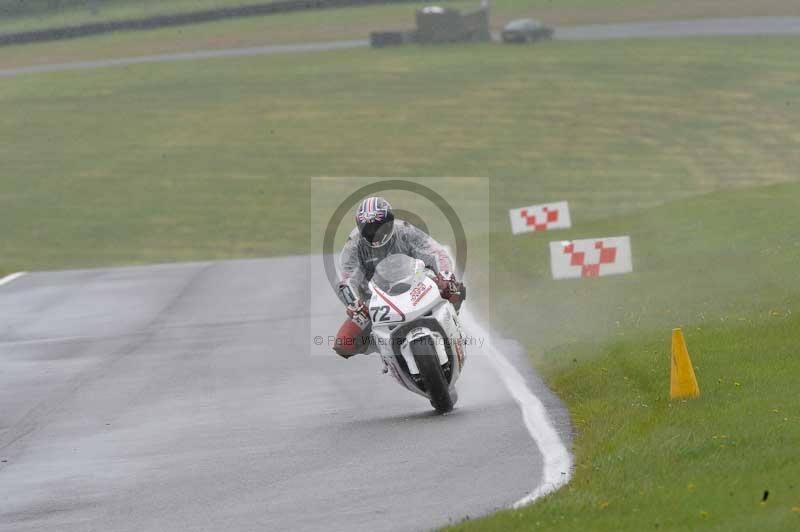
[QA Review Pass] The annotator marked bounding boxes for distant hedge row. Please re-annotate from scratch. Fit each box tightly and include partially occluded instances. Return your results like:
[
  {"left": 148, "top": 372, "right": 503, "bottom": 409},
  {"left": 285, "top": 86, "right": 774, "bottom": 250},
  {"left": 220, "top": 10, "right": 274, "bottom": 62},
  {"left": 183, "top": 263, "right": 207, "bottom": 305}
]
[
  {"left": 1, "top": 0, "right": 96, "bottom": 16},
  {"left": 0, "top": 0, "right": 418, "bottom": 46}
]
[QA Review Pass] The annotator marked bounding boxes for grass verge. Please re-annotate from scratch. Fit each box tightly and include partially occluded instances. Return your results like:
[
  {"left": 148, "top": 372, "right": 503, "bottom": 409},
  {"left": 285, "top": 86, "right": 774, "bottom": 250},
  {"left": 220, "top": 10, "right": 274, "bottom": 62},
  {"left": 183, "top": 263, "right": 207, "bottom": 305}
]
[
  {"left": 455, "top": 181, "right": 800, "bottom": 531},
  {"left": 455, "top": 314, "right": 800, "bottom": 530}
]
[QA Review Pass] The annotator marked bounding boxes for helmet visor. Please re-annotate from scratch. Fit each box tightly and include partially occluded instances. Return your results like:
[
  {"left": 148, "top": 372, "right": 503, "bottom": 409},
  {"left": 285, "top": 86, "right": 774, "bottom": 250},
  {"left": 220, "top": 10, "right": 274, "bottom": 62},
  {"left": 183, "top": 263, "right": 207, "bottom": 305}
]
[{"left": 361, "top": 219, "right": 394, "bottom": 248}]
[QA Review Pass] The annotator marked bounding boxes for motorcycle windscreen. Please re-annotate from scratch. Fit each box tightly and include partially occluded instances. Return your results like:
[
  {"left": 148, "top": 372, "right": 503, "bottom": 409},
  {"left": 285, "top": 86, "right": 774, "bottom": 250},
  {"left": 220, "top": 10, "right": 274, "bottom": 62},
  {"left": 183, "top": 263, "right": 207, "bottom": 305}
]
[{"left": 372, "top": 254, "right": 417, "bottom": 296}]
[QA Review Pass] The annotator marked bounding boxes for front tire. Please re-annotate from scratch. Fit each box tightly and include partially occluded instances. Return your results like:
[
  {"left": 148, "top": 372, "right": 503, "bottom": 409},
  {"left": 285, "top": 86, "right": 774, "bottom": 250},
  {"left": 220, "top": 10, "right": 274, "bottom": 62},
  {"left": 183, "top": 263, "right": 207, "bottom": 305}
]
[{"left": 410, "top": 337, "right": 454, "bottom": 414}]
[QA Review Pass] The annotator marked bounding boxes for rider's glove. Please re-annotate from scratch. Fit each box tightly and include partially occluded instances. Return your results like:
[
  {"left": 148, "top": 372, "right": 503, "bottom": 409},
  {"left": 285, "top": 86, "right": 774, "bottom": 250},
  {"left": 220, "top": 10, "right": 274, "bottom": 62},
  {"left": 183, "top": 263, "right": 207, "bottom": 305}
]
[
  {"left": 434, "top": 271, "right": 465, "bottom": 311},
  {"left": 346, "top": 298, "right": 371, "bottom": 330}
]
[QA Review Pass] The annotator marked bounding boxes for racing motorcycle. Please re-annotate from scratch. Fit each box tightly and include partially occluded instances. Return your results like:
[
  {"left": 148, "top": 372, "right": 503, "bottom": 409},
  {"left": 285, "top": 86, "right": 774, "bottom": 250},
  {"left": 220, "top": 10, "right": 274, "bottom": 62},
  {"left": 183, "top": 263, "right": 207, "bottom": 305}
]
[{"left": 367, "top": 254, "right": 466, "bottom": 413}]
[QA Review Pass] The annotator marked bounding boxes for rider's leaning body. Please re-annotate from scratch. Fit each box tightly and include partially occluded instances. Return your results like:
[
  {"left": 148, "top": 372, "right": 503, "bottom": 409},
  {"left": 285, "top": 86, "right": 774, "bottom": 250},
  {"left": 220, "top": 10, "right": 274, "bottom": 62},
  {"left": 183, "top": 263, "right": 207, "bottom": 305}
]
[{"left": 333, "top": 196, "right": 465, "bottom": 358}]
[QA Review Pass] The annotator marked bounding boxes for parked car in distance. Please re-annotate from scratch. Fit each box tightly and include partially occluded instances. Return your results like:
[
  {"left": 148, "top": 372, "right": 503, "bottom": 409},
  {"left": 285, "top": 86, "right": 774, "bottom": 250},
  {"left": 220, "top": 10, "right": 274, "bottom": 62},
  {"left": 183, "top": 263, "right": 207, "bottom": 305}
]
[{"left": 501, "top": 18, "right": 553, "bottom": 43}]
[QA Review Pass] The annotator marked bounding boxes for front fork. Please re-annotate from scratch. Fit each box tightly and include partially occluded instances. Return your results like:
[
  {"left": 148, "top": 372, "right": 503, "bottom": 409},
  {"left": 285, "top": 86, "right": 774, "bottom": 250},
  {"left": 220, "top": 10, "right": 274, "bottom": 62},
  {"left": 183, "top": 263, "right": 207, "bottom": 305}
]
[{"left": 400, "top": 328, "right": 448, "bottom": 375}]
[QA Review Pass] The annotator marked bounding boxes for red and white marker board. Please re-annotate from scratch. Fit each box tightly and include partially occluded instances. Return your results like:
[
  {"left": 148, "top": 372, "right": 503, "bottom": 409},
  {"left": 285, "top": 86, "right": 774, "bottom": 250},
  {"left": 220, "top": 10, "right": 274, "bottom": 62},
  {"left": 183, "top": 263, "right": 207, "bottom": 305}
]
[
  {"left": 509, "top": 201, "right": 571, "bottom": 235},
  {"left": 550, "top": 236, "right": 633, "bottom": 280}
]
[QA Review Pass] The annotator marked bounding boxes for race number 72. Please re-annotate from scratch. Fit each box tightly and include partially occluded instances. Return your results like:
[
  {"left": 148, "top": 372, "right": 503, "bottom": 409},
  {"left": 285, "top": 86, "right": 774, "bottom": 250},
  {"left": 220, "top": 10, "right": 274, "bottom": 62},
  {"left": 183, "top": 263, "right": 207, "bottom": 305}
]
[{"left": 370, "top": 305, "right": 390, "bottom": 322}]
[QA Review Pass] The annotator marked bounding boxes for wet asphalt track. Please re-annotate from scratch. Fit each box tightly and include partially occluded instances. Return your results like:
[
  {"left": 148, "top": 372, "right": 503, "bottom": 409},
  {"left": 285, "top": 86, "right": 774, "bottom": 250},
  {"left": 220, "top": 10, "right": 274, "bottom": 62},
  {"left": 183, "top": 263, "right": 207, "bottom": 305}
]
[
  {"left": 1, "top": 17, "right": 799, "bottom": 78},
  {"left": 0, "top": 258, "right": 571, "bottom": 531}
]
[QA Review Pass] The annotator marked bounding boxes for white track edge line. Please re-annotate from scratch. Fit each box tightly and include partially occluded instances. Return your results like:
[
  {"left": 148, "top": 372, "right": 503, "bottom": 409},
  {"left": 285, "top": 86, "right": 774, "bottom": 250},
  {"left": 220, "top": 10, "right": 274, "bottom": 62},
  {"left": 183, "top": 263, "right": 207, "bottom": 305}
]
[
  {"left": 0, "top": 271, "right": 26, "bottom": 288},
  {"left": 462, "top": 309, "right": 573, "bottom": 507}
]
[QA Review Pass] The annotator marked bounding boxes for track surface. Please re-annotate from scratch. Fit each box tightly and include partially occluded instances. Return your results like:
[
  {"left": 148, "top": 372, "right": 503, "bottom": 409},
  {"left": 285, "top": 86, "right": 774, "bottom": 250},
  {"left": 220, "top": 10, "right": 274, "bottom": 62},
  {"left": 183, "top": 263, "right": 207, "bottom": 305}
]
[
  {"left": 555, "top": 16, "right": 800, "bottom": 40},
  {"left": 0, "top": 258, "right": 570, "bottom": 531},
  {"left": 1, "top": 17, "right": 799, "bottom": 78}
]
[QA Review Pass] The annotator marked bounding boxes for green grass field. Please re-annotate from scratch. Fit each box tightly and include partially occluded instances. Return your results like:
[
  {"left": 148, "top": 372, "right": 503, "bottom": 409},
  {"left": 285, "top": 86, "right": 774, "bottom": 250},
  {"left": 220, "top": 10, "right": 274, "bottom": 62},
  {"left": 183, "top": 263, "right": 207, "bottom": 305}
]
[
  {"left": 455, "top": 308, "right": 800, "bottom": 530},
  {"left": 2, "top": 34, "right": 800, "bottom": 530},
  {"left": 458, "top": 182, "right": 800, "bottom": 530}
]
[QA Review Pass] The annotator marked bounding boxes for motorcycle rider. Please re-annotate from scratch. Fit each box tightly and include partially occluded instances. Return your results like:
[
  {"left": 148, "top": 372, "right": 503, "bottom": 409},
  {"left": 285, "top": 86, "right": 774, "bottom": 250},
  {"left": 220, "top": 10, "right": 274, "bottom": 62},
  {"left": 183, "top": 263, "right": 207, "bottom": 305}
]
[{"left": 333, "top": 196, "right": 465, "bottom": 359}]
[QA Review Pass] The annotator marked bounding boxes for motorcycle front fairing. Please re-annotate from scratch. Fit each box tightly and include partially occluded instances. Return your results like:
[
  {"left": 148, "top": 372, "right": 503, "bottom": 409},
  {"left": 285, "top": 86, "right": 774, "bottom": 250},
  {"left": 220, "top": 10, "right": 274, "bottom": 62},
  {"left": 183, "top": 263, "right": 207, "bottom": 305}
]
[{"left": 367, "top": 255, "right": 466, "bottom": 399}]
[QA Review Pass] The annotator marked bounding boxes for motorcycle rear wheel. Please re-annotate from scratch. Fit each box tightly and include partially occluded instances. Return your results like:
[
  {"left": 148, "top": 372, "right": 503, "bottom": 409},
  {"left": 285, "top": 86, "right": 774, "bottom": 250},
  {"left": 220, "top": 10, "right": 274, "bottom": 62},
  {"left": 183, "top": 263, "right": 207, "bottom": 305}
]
[{"left": 410, "top": 337, "right": 454, "bottom": 414}]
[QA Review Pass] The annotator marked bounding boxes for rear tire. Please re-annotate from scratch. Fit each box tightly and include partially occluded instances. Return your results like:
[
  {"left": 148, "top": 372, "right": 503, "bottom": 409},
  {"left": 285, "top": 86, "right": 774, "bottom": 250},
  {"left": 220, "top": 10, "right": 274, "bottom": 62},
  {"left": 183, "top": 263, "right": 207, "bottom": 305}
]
[{"left": 410, "top": 337, "right": 454, "bottom": 414}]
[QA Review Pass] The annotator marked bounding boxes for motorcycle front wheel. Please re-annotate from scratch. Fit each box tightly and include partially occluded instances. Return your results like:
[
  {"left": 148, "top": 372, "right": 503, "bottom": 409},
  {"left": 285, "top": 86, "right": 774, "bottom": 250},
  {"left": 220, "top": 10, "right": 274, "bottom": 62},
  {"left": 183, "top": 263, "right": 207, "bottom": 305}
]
[{"left": 410, "top": 337, "right": 454, "bottom": 414}]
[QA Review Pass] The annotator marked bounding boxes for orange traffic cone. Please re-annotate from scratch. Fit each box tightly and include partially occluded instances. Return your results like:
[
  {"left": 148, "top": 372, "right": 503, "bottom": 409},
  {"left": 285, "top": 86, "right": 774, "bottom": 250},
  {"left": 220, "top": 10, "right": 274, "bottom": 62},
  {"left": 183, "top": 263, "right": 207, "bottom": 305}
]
[{"left": 670, "top": 328, "right": 700, "bottom": 399}]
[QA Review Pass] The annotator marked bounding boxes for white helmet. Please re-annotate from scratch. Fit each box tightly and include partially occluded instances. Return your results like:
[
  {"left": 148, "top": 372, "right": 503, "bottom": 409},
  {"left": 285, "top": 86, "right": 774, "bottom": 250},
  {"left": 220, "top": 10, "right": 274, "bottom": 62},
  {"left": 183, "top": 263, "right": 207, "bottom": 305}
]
[{"left": 355, "top": 196, "right": 395, "bottom": 248}]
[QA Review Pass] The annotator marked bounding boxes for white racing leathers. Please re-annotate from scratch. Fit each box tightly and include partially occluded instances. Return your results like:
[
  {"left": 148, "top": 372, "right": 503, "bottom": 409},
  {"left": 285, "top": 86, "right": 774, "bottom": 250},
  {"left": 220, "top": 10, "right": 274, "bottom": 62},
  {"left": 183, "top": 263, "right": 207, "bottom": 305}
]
[{"left": 337, "top": 220, "right": 454, "bottom": 306}]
